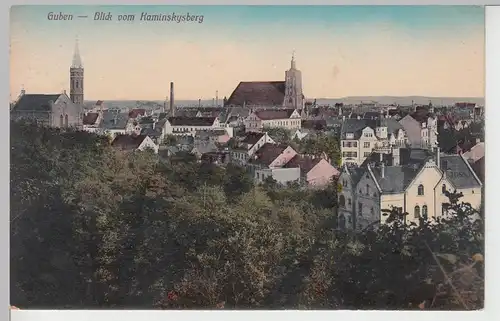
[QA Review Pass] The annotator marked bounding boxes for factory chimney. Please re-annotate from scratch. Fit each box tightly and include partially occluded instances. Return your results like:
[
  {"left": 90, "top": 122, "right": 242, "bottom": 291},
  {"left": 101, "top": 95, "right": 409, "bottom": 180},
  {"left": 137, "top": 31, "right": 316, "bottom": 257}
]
[
  {"left": 216, "top": 90, "right": 219, "bottom": 107},
  {"left": 170, "top": 82, "right": 175, "bottom": 117}
]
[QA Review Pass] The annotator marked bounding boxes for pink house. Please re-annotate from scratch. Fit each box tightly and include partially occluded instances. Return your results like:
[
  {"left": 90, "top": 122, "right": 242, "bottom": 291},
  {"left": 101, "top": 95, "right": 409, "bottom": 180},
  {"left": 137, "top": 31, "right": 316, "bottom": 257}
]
[{"left": 285, "top": 155, "right": 340, "bottom": 187}]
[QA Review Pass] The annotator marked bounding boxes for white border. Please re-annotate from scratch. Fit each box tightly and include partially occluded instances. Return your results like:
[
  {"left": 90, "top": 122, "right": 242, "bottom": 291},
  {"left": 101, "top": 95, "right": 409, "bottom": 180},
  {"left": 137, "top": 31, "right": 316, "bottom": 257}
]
[{"left": 4, "top": 1, "right": 499, "bottom": 321}]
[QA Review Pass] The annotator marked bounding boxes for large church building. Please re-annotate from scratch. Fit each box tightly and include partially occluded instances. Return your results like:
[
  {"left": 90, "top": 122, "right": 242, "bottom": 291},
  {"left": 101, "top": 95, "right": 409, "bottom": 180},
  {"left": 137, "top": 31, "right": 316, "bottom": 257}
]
[
  {"left": 224, "top": 55, "right": 305, "bottom": 109},
  {"left": 10, "top": 40, "right": 85, "bottom": 128}
]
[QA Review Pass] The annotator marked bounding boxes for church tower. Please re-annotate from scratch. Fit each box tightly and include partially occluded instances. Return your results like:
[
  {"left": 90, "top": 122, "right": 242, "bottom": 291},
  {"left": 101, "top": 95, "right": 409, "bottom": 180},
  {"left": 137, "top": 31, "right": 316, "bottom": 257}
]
[
  {"left": 70, "top": 38, "right": 84, "bottom": 105},
  {"left": 283, "top": 52, "right": 304, "bottom": 109}
]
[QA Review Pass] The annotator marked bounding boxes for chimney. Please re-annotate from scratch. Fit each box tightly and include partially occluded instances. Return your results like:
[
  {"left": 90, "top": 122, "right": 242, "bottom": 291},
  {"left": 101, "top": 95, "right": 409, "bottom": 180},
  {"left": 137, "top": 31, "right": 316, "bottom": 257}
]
[
  {"left": 170, "top": 82, "right": 175, "bottom": 117},
  {"left": 198, "top": 99, "right": 201, "bottom": 108},
  {"left": 216, "top": 90, "right": 219, "bottom": 107},
  {"left": 436, "top": 147, "right": 441, "bottom": 167},
  {"left": 212, "top": 98, "right": 215, "bottom": 107},
  {"left": 381, "top": 162, "right": 385, "bottom": 178}
]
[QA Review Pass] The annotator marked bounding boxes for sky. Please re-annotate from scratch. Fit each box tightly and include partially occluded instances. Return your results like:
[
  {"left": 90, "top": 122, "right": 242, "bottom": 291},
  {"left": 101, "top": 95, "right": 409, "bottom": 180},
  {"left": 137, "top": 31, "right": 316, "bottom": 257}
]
[{"left": 9, "top": 5, "right": 485, "bottom": 100}]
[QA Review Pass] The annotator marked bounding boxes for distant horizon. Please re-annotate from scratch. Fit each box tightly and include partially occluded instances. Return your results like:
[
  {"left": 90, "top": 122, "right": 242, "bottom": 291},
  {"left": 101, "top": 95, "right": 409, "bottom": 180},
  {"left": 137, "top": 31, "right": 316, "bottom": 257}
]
[{"left": 10, "top": 5, "right": 485, "bottom": 100}]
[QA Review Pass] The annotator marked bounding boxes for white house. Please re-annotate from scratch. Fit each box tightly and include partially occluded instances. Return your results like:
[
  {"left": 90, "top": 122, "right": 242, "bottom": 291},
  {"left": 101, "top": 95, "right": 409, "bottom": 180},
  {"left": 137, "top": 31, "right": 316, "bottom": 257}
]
[
  {"left": 162, "top": 116, "right": 232, "bottom": 138},
  {"left": 340, "top": 118, "right": 408, "bottom": 166},
  {"left": 229, "top": 132, "right": 275, "bottom": 166},
  {"left": 244, "top": 109, "right": 301, "bottom": 132},
  {"left": 337, "top": 148, "right": 482, "bottom": 231}
]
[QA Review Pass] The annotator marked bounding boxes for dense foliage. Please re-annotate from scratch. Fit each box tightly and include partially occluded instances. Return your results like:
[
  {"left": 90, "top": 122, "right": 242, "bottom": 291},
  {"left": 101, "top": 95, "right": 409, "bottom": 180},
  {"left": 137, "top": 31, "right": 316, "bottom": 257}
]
[{"left": 10, "top": 122, "right": 483, "bottom": 309}]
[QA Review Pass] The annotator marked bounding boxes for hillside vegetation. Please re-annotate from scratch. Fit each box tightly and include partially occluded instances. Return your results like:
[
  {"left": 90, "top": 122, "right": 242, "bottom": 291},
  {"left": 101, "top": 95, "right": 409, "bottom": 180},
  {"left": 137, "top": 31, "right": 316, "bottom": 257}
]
[{"left": 10, "top": 121, "right": 484, "bottom": 309}]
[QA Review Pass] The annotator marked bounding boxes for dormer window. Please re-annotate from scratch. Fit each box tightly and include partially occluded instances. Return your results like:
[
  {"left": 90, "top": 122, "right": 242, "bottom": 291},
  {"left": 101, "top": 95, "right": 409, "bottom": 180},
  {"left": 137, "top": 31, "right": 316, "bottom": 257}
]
[
  {"left": 418, "top": 184, "right": 424, "bottom": 196},
  {"left": 346, "top": 133, "right": 354, "bottom": 139}
]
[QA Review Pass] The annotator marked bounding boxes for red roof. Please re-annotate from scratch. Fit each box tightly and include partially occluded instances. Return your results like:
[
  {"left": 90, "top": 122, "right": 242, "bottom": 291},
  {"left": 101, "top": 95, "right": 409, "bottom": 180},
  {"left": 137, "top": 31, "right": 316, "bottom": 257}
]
[
  {"left": 129, "top": 109, "right": 146, "bottom": 119},
  {"left": 284, "top": 155, "right": 322, "bottom": 173},
  {"left": 226, "top": 81, "right": 285, "bottom": 107},
  {"left": 82, "top": 112, "right": 99, "bottom": 125},
  {"left": 111, "top": 134, "right": 148, "bottom": 150},
  {"left": 249, "top": 143, "right": 290, "bottom": 166},
  {"left": 255, "top": 109, "right": 296, "bottom": 120}
]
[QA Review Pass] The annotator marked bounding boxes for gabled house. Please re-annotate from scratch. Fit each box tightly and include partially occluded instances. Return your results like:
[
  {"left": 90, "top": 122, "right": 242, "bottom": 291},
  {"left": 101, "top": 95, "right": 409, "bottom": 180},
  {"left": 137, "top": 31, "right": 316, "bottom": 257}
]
[
  {"left": 399, "top": 112, "right": 438, "bottom": 149},
  {"left": 229, "top": 132, "right": 275, "bottom": 166},
  {"left": 248, "top": 143, "right": 297, "bottom": 169},
  {"left": 191, "top": 141, "right": 219, "bottom": 159},
  {"left": 340, "top": 118, "right": 408, "bottom": 166},
  {"left": 195, "top": 129, "right": 231, "bottom": 145},
  {"left": 82, "top": 112, "right": 102, "bottom": 133},
  {"left": 291, "top": 129, "right": 309, "bottom": 141},
  {"left": 10, "top": 91, "right": 83, "bottom": 128},
  {"left": 111, "top": 134, "right": 159, "bottom": 153},
  {"left": 244, "top": 109, "right": 302, "bottom": 132},
  {"left": 284, "top": 154, "right": 340, "bottom": 187},
  {"left": 162, "top": 116, "right": 221, "bottom": 136},
  {"left": 338, "top": 148, "right": 482, "bottom": 231},
  {"left": 462, "top": 140, "right": 484, "bottom": 164},
  {"left": 99, "top": 111, "right": 130, "bottom": 138}
]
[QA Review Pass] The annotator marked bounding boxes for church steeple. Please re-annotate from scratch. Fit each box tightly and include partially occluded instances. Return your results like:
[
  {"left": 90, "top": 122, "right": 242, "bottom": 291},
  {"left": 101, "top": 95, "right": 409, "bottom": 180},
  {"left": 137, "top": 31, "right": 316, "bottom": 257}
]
[
  {"left": 291, "top": 50, "right": 296, "bottom": 70},
  {"left": 283, "top": 52, "right": 303, "bottom": 109},
  {"left": 72, "top": 37, "right": 83, "bottom": 68},
  {"left": 70, "top": 37, "right": 84, "bottom": 105}
]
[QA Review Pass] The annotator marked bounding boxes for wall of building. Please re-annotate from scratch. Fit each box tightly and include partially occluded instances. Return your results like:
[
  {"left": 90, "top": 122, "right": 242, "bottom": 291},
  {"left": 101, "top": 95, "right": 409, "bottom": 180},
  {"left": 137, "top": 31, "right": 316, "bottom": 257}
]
[
  {"left": 255, "top": 167, "right": 301, "bottom": 185},
  {"left": 354, "top": 170, "right": 381, "bottom": 230}
]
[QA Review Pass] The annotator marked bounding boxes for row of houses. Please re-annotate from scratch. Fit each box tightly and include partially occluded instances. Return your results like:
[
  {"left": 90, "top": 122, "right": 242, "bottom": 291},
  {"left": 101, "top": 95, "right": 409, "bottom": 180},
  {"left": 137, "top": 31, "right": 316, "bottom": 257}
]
[
  {"left": 337, "top": 147, "right": 483, "bottom": 231},
  {"left": 228, "top": 131, "right": 340, "bottom": 188}
]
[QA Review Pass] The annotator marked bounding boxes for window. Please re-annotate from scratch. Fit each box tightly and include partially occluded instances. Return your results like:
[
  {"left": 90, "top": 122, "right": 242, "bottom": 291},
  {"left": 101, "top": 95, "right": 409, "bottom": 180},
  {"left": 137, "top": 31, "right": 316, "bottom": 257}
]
[
  {"left": 364, "top": 152, "right": 371, "bottom": 157},
  {"left": 366, "top": 184, "right": 370, "bottom": 195},
  {"left": 414, "top": 206, "right": 420, "bottom": 219},
  {"left": 339, "top": 195, "right": 346, "bottom": 207},
  {"left": 64, "top": 114, "right": 69, "bottom": 127},
  {"left": 59, "top": 115, "right": 63, "bottom": 127},
  {"left": 441, "top": 184, "right": 446, "bottom": 194},
  {"left": 348, "top": 198, "right": 351, "bottom": 207},
  {"left": 422, "top": 205, "right": 428, "bottom": 220},
  {"left": 353, "top": 142, "right": 358, "bottom": 147},
  {"left": 363, "top": 142, "right": 370, "bottom": 148},
  {"left": 358, "top": 202, "right": 362, "bottom": 217},
  {"left": 364, "top": 133, "right": 373, "bottom": 138},
  {"left": 370, "top": 207, "right": 374, "bottom": 216},
  {"left": 418, "top": 184, "right": 424, "bottom": 196},
  {"left": 442, "top": 203, "right": 447, "bottom": 215}
]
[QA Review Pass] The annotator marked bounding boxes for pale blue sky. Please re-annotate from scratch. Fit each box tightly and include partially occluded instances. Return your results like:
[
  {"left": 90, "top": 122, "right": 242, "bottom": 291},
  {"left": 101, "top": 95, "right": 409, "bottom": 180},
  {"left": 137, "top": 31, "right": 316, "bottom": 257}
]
[{"left": 10, "top": 5, "right": 485, "bottom": 100}]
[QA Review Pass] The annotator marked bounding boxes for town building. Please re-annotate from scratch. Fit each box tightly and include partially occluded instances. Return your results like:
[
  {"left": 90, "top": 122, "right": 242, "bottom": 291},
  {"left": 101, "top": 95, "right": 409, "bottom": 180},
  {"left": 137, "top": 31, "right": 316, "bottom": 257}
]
[
  {"left": 10, "top": 39, "right": 84, "bottom": 127},
  {"left": 111, "top": 134, "right": 159, "bottom": 153},
  {"left": 340, "top": 118, "right": 408, "bottom": 166},
  {"left": 229, "top": 132, "right": 276, "bottom": 166},
  {"left": 399, "top": 112, "right": 438, "bottom": 149},
  {"left": 225, "top": 55, "right": 304, "bottom": 109},
  {"left": 244, "top": 109, "right": 302, "bottom": 132},
  {"left": 10, "top": 91, "right": 83, "bottom": 128},
  {"left": 337, "top": 148, "right": 483, "bottom": 231},
  {"left": 162, "top": 116, "right": 226, "bottom": 137}
]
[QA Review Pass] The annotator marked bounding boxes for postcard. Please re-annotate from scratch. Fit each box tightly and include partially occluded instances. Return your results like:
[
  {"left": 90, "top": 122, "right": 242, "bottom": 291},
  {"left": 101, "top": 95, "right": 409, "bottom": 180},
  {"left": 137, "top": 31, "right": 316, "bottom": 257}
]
[{"left": 9, "top": 5, "right": 484, "bottom": 310}]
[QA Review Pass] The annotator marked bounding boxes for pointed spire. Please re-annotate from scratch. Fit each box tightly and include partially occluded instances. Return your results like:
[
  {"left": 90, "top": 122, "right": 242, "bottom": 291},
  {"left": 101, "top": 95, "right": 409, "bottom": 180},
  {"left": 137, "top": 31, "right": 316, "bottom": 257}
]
[
  {"left": 291, "top": 50, "right": 296, "bottom": 69},
  {"left": 72, "top": 37, "right": 83, "bottom": 68}
]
